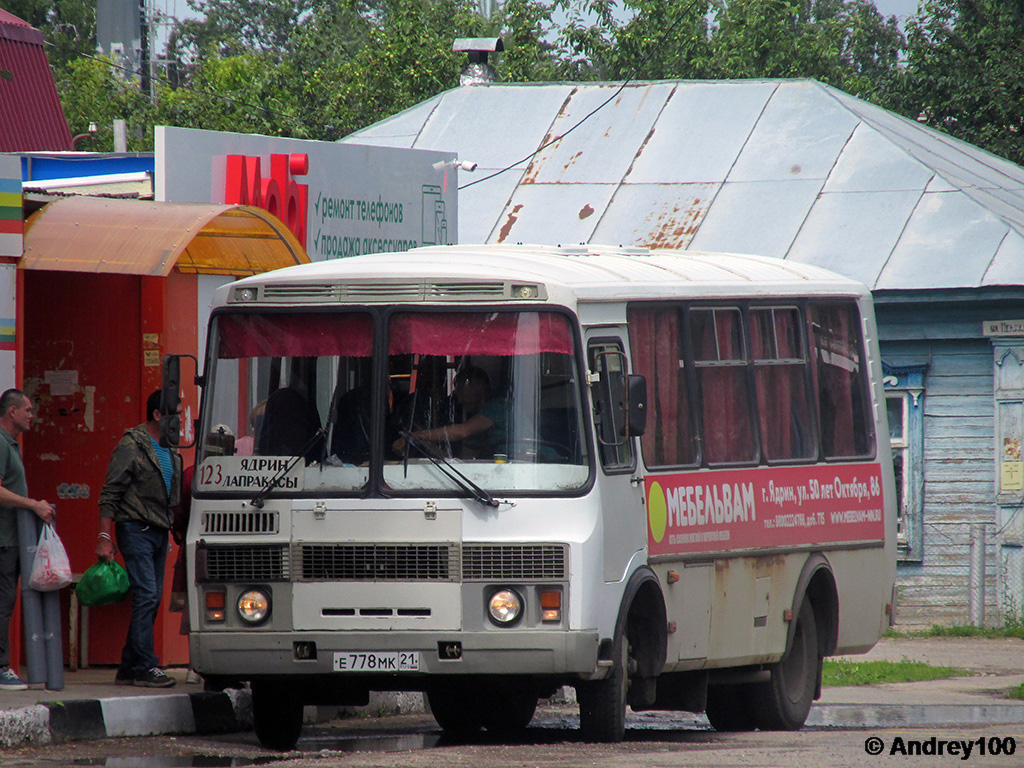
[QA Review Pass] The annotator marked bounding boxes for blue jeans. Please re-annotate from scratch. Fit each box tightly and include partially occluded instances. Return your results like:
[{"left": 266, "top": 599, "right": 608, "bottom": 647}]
[{"left": 115, "top": 521, "right": 169, "bottom": 676}]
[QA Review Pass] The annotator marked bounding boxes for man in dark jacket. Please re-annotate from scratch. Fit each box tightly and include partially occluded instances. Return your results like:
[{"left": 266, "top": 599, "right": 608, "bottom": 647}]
[{"left": 96, "top": 390, "right": 182, "bottom": 688}]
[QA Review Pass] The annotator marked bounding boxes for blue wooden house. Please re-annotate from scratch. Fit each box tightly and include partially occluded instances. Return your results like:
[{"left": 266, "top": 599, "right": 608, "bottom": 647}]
[{"left": 345, "top": 78, "right": 1024, "bottom": 627}]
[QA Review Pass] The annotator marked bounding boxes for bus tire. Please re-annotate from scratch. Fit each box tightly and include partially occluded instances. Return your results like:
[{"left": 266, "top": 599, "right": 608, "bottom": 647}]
[
  {"left": 251, "top": 680, "right": 303, "bottom": 751},
  {"left": 427, "top": 685, "right": 485, "bottom": 736},
  {"left": 481, "top": 685, "right": 538, "bottom": 734},
  {"left": 705, "top": 684, "right": 757, "bottom": 732},
  {"left": 752, "top": 598, "right": 819, "bottom": 730},
  {"left": 578, "top": 636, "right": 629, "bottom": 743}
]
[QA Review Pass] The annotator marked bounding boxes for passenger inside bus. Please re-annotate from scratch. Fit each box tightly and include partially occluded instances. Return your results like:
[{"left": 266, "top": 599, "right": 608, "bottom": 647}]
[
  {"left": 256, "top": 386, "right": 321, "bottom": 461},
  {"left": 330, "top": 382, "right": 413, "bottom": 465}
]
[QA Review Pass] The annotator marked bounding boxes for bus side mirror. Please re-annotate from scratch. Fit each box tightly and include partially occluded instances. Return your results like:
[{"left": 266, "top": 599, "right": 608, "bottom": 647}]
[
  {"left": 626, "top": 374, "right": 647, "bottom": 437},
  {"left": 160, "top": 356, "right": 181, "bottom": 448},
  {"left": 159, "top": 354, "right": 199, "bottom": 448}
]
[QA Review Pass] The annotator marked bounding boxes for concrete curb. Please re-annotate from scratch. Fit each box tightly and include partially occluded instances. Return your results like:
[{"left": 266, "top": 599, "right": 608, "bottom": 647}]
[{"left": 0, "top": 688, "right": 252, "bottom": 749}]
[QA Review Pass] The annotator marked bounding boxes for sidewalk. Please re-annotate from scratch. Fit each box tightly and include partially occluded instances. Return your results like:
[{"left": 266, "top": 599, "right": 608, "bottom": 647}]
[
  {"left": 0, "top": 667, "right": 251, "bottom": 748},
  {"left": 0, "top": 636, "right": 1022, "bottom": 749}
]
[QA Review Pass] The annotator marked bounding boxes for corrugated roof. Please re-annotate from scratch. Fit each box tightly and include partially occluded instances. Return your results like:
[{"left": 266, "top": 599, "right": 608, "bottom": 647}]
[
  {"left": 21, "top": 197, "right": 310, "bottom": 276},
  {"left": 345, "top": 79, "right": 1024, "bottom": 292},
  {"left": 0, "top": 11, "right": 73, "bottom": 152}
]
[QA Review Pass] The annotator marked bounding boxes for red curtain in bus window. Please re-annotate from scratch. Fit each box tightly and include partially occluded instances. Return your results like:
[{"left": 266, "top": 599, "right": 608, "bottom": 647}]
[
  {"left": 216, "top": 313, "right": 373, "bottom": 358},
  {"left": 388, "top": 312, "right": 573, "bottom": 356},
  {"left": 751, "top": 308, "right": 814, "bottom": 461},
  {"left": 811, "top": 303, "right": 871, "bottom": 457},
  {"left": 692, "top": 308, "right": 757, "bottom": 464},
  {"left": 628, "top": 306, "right": 694, "bottom": 466}
]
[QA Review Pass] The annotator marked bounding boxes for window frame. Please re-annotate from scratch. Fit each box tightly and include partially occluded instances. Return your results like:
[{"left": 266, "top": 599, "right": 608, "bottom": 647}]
[{"left": 882, "top": 362, "right": 927, "bottom": 562}]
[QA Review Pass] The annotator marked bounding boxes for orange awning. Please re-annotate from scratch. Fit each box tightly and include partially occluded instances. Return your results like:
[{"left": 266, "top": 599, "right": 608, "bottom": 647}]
[{"left": 20, "top": 196, "right": 309, "bottom": 276}]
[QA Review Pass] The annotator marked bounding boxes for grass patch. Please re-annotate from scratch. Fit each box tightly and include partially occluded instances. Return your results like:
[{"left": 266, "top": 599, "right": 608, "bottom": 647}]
[
  {"left": 1008, "top": 683, "right": 1024, "bottom": 701},
  {"left": 884, "top": 622, "right": 1024, "bottom": 640},
  {"left": 823, "top": 658, "right": 969, "bottom": 687}
]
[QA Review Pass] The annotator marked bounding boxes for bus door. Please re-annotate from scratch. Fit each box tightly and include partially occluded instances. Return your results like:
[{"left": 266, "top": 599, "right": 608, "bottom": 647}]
[{"left": 586, "top": 332, "right": 646, "bottom": 583}]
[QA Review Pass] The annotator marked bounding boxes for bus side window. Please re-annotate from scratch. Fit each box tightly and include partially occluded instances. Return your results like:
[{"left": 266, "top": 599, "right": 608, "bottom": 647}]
[
  {"left": 750, "top": 307, "right": 816, "bottom": 462},
  {"left": 690, "top": 308, "right": 758, "bottom": 465},
  {"left": 809, "top": 302, "right": 874, "bottom": 458},
  {"left": 588, "top": 341, "right": 634, "bottom": 471},
  {"left": 626, "top": 305, "right": 698, "bottom": 467}
]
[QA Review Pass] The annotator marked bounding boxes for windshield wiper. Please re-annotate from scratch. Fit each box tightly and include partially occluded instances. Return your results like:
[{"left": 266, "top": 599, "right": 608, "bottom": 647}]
[
  {"left": 250, "top": 428, "right": 326, "bottom": 509},
  {"left": 399, "top": 430, "right": 500, "bottom": 508}
]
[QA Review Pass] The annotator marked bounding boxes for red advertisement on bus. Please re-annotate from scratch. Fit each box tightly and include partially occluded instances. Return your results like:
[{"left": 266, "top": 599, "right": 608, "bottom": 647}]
[{"left": 646, "top": 462, "right": 885, "bottom": 556}]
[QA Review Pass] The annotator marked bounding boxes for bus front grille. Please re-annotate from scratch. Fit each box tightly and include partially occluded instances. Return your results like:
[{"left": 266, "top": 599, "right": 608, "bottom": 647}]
[
  {"left": 200, "top": 544, "right": 289, "bottom": 582},
  {"left": 461, "top": 544, "right": 567, "bottom": 581},
  {"left": 299, "top": 544, "right": 458, "bottom": 581},
  {"left": 200, "top": 510, "right": 279, "bottom": 535}
]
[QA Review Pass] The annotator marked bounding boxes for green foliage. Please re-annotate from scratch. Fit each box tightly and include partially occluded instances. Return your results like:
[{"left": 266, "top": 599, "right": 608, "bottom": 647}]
[
  {"left": 1009, "top": 682, "right": 1024, "bottom": 700},
  {"left": 896, "top": 0, "right": 1024, "bottom": 164},
  {"left": 822, "top": 658, "right": 969, "bottom": 686},
  {"left": 886, "top": 622, "right": 1024, "bottom": 640}
]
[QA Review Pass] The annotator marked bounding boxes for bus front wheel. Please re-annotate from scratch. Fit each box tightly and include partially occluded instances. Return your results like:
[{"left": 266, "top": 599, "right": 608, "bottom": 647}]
[
  {"left": 751, "top": 598, "right": 819, "bottom": 730},
  {"left": 578, "top": 636, "right": 630, "bottom": 743},
  {"left": 251, "top": 680, "right": 303, "bottom": 751},
  {"left": 427, "top": 685, "right": 485, "bottom": 736}
]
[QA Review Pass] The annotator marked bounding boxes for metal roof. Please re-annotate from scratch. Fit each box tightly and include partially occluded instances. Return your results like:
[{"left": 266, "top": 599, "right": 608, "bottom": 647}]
[
  {"left": 344, "top": 79, "right": 1024, "bottom": 293},
  {"left": 0, "top": 11, "right": 73, "bottom": 152}
]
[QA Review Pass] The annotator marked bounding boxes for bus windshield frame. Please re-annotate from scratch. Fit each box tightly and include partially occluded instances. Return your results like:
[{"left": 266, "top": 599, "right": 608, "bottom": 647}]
[{"left": 194, "top": 306, "right": 592, "bottom": 500}]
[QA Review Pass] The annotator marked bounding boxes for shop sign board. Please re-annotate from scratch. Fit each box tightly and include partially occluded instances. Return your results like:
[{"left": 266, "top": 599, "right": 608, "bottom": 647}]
[{"left": 155, "top": 126, "right": 458, "bottom": 260}]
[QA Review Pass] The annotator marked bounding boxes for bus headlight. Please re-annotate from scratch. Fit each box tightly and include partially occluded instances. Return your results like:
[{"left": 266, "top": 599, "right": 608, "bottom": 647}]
[
  {"left": 237, "top": 588, "right": 271, "bottom": 625},
  {"left": 488, "top": 588, "right": 522, "bottom": 626}
]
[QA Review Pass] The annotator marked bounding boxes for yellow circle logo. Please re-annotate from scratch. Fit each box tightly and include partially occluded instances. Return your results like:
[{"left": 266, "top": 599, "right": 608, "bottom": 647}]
[{"left": 648, "top": 481, "right": 667, "bottom": 543}]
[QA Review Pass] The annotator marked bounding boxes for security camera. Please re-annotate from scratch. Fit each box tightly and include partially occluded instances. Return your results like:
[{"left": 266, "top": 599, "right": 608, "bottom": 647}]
[{"left": 459, "top": 160, "right": 478, "bottom": 172}]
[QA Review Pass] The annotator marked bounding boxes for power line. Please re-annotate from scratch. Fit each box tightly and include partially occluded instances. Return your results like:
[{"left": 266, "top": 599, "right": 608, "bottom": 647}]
[{"left": 459, "top": 0, "right": 703, "bottom": 190}]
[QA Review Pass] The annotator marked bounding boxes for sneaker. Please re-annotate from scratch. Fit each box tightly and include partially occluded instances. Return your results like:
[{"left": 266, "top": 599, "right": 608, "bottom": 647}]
[
  {"left": 135, "top": 667, "right": 176, "bottom": 688},
  {"left": 0, "top": 667, "right": 28, "bottom": 691},
  {"left": 114, "top": 669, "right": 135, "bottom": 686}
]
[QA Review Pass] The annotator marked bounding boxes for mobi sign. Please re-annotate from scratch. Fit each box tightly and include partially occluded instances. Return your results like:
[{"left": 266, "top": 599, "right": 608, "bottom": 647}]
[
  {"left": 224, "top": 153, "right": 309, "bottom": 249},
  {"left": 155, "top": 126, "right": 458, "bottom": 260},
  {"left": 646, "top": 463, "right": 885, "bottom": 555}
]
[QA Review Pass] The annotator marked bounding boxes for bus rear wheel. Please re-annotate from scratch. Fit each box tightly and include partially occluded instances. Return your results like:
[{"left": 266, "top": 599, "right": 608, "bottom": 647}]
[
  {"left": 251, "top": 680, "right": 303, "bottom": 751},
  {"left": 578, "top": 636, "right": 629, "bottom": 743},
  {"left": 751, "top": 599, "right": 819, "bottom": 730}
]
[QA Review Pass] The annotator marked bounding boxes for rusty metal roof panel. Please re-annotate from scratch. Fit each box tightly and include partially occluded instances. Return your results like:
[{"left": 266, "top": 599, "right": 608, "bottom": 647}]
[
  {"left": 521, "top": 83, "right": 673, "bottom": 185},
  {"left": 488, "top": 182, "right": 615, "bottom": 245},
  {"left": 347, "top": 79, "right": 1024, "bottom": 292},
  {"left": 624, "top": 80, "right": 774, "bottom": 184},
  {"left": 590, "top": 182, "right": 718, "bottom": 250},
  {"left": 415, "top": 84, "right": 576, "bottom": 174},
  {"left": 688, "top": 179, "right": 823, "bottom": 258}
]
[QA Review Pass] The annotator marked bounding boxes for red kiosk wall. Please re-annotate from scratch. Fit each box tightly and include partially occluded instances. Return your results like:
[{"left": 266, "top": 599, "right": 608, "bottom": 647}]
[{"left": 21, "top": 270, "right": 195, "bottom": 666}]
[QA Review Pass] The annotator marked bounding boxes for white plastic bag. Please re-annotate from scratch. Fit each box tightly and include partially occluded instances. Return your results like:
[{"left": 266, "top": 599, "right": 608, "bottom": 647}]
[{"left": 29, "top": 523, "right": 72, "bottom": 591}]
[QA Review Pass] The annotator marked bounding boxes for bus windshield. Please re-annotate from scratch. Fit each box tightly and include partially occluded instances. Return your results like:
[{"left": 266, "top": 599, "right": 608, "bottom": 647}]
[{"left": 198, "top": 309, "right": 590, "bottom": 497}]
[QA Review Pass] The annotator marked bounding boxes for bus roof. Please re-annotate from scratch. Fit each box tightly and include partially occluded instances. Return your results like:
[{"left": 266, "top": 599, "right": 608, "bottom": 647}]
[{"left": 227, "top": 245, "right": 870, "bottom": 306}]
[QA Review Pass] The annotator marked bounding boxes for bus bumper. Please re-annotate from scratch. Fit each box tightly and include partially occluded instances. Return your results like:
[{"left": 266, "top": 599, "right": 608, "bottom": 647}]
[{"left": 191, "top": 629, "right": 602, "bottom": 679}]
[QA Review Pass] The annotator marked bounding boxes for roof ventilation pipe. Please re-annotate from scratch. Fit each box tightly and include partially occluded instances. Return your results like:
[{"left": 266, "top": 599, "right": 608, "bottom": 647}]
[{"left": 453, "top": 37, "right": 503, "bottom": 86}]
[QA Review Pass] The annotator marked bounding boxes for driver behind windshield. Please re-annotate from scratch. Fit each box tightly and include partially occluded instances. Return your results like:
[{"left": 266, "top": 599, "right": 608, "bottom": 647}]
[{"left": 393, "top": 366, "right": 508, "bottom": 459}]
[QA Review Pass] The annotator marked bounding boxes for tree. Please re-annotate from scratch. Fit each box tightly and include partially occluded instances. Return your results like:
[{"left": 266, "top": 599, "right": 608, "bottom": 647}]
[{"left": 897, "top": 0, "right": 1024, "bottom": 164}]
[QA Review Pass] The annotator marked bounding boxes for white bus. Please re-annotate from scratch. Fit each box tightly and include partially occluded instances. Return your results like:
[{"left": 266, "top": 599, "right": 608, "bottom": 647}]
[{"left": 163, "top": 244, "right": 896, "bottom": 750}]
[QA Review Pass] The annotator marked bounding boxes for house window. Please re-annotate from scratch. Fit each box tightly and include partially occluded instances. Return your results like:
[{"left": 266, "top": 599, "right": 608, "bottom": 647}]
[{"left": 882, "top": 363, "right": 927, "bottom": 562}]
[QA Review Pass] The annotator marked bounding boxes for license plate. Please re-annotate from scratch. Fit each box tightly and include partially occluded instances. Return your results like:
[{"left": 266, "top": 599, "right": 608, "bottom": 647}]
[{"left": 333, "top": 651, "right": 420, "bottom": 672}]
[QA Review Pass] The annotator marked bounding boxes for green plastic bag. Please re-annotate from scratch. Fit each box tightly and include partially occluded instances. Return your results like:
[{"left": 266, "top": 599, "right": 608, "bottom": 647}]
[{"left": 76, "top": 560, "right": 130, "bottom": 607}]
